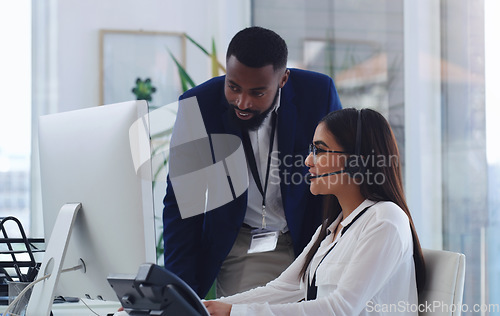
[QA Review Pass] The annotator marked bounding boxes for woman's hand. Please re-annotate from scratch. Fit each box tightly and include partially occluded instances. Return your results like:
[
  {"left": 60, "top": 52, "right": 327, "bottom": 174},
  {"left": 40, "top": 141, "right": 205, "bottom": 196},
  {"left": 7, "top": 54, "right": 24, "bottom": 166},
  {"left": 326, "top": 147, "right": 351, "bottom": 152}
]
[{"left": 203, "top": 301, "right": 232, "bottom": 316}]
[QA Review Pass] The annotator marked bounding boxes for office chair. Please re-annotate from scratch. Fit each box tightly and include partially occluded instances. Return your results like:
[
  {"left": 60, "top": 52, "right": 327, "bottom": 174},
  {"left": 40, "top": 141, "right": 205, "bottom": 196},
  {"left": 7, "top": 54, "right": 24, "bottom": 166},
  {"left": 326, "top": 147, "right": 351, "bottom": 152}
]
[{"left": 419, "top": 248, "right": 466, "bottom": 316}]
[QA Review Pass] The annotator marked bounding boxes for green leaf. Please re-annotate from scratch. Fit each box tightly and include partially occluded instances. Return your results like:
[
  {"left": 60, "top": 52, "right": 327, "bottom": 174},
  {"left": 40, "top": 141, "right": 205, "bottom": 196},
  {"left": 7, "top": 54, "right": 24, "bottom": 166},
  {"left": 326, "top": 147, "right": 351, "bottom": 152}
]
[
  {"left": 205, "top": 281, "right": 217, "bottom": 300},
  {"left": 185, "top": 33, "right": 211, "bottom": 56},
  {"left": 151, "top": 141, "right": 170, "bottom": 159},
  {"left": 152, "top": 155, "right": 169, "bottom": 187},
  {"left": 211, "top": 38, "right": 219, "bottom": 77},
  {"left": 151, "top": 126, "right": 174, "bottom": 140},
  {"left": 185, "top": 34, "right": 225, "bottom": 76},
  {"left": 212, "top": 37, "right": 226, "bottom": 74},
  {"left": 156, "top": 233, "right": 164, "bottom": 259},
  {"left": 168, "top": 49, "right": 196, "bottom": 92}
]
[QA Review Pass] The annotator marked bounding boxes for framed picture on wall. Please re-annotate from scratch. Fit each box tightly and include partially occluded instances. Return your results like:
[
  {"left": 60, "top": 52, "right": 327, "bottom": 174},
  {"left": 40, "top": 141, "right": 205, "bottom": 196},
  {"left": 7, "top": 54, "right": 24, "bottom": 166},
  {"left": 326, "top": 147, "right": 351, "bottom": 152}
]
[{"left": 99, "top": 29, "right": 186, "bottom": 108}]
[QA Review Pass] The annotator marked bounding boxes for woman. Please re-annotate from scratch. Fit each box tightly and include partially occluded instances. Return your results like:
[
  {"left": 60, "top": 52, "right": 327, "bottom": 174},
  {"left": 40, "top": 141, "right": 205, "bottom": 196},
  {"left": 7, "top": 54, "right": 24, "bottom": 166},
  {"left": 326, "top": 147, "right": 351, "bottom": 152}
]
[{"left": 204, "top": 108, "right": 426, "bottom": 315}]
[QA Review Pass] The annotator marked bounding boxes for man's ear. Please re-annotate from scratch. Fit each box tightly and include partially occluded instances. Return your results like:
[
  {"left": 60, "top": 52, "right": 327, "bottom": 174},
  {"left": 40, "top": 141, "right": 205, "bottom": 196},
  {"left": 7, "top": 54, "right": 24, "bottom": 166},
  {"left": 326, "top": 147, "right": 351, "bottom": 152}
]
[{"left": 279, "top": 69, "right": 290, "bottom": 89}]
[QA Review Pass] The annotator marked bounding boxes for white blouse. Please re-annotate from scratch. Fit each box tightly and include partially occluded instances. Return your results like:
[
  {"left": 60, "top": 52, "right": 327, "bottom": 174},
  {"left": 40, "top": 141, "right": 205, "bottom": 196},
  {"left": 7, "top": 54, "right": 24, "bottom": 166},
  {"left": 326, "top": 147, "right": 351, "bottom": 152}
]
[{"left": 218, "top": 199, "right": 418, "bottom": 315}]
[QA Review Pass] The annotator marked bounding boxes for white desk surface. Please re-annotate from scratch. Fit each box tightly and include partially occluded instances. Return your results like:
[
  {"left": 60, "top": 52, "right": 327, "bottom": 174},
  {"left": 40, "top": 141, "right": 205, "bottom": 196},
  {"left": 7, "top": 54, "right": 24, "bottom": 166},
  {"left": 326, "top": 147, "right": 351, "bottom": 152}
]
[{"left": 0, "top": 299, "right": 122, "bottom": 315}]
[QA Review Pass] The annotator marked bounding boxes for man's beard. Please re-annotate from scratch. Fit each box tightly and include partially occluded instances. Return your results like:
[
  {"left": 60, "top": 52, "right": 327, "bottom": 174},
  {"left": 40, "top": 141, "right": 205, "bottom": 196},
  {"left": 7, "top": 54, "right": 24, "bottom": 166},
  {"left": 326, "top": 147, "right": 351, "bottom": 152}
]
[{"left": 226, "top": 88, "right": 279, "bottom": 131}]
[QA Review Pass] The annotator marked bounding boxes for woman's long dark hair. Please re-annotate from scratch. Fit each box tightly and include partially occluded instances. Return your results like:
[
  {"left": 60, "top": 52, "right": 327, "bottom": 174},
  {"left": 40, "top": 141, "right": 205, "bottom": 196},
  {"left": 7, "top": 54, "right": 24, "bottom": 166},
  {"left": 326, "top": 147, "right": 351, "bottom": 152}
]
[{"left": 299, "top": 108, "right": 426, "bottom": 293}]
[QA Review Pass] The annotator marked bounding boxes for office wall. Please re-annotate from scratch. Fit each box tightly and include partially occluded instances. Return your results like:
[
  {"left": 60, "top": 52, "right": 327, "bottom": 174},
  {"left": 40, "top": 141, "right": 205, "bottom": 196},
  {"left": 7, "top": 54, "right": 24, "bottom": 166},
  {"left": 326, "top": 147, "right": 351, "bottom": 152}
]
[
  {"left": 31, "top": 0, "right": 250, "bottom": 236},
  {"left": 53, "top": 0, "right": 250, "bottom": 112}
]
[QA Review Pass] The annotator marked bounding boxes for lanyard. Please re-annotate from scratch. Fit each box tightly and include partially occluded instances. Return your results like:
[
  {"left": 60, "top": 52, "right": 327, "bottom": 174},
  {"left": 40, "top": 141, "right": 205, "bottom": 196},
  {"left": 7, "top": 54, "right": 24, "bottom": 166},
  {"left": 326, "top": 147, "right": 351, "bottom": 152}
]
[
  {"left": 241, "top": 111, "right": 278, "bottom": 230},
  {"left": 306, "top": 203, "right": 375, "bottom": 301}
]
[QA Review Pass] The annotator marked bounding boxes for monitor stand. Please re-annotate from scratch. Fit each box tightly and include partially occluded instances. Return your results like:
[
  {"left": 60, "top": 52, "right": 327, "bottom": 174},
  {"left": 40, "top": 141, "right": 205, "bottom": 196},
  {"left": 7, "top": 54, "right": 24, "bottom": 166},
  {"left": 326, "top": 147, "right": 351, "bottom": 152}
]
[{"left": 26, "top": 203, "right": 82, "bottom": 316}]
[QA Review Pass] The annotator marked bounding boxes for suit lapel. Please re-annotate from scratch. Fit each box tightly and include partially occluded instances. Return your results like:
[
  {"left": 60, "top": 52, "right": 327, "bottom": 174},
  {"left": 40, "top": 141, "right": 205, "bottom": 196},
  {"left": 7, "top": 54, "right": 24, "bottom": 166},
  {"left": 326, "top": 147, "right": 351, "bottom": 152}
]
[
  {"left": 277, "top": 79, "right": 297, "bottom": 205},
  {"left": 218, "top": 87, "right": 246, "bottom": 226}
]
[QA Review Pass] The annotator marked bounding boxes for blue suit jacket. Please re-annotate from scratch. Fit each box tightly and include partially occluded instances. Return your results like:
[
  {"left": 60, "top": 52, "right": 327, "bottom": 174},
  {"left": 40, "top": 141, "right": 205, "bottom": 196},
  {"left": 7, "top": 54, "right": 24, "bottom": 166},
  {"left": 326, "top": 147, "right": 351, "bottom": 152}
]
[{"left": 163, "top": 68, "right": 342, "bottom": 297}]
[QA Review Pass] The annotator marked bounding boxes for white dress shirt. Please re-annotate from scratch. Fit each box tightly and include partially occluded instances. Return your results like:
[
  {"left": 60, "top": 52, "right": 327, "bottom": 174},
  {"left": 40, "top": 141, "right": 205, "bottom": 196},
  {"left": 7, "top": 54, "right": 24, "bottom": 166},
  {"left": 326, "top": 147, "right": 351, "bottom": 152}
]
[
  {"left": 244, "top": 90, "right": 287, "bottom": 232},
  {"left": 219, "top": 199, "right": 418, "bottom": 315}
]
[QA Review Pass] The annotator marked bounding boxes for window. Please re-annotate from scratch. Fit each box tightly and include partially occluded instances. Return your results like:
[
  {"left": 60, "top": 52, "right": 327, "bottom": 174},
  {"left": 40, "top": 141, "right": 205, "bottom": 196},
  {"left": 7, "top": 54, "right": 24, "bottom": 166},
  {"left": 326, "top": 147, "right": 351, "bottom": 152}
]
[
  {"left": 485, "top": 0, "right": 500, "bottom": 307},
  {"left": 253, "top": 0, "right": 497, "bottom": 311},
  {"left": 0, "top": 1, "right": 32, "bottom": 234}
]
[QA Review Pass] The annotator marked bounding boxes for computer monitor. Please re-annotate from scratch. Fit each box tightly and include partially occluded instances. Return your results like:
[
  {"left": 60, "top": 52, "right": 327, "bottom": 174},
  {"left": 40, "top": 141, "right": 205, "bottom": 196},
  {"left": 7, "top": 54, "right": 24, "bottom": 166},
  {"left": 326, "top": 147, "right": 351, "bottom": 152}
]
[{"left": 28, "top": 100, "right": 156, "bottom": 314}]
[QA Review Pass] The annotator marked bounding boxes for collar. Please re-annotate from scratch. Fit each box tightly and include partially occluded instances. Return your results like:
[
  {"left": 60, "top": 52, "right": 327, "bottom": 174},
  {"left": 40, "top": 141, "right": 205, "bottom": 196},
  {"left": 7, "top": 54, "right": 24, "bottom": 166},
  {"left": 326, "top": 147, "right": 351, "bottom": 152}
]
[{"left": 327, "top": 199, "right": 376, "bottom": 234}]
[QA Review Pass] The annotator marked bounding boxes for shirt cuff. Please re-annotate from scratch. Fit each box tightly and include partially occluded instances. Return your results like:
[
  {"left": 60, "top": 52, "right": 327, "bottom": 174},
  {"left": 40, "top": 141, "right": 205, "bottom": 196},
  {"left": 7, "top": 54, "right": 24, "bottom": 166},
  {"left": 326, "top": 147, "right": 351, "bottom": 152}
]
[{"left": 230, "top": 304, "right": 249, "bottom": 316}]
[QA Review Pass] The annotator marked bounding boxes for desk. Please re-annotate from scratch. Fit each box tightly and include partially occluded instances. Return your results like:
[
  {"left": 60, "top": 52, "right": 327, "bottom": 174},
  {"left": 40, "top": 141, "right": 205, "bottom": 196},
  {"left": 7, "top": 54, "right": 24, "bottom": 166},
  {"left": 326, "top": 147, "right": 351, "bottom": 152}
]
[{"left": 0, "top": 299, "right": 122, "bottom": 315}]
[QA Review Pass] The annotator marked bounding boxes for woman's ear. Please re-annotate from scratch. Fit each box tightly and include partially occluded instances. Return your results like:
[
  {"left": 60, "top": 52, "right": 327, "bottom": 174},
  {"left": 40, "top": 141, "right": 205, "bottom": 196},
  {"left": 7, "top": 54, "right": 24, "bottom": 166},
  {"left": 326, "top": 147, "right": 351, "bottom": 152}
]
[{"left": 279, "top": 69, "right": 290, "bottom": 89}]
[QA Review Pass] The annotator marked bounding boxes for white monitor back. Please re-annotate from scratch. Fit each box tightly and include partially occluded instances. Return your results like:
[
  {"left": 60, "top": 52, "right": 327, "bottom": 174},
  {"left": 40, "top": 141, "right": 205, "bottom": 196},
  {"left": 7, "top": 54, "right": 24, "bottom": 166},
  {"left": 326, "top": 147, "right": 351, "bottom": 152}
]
[{"left": 37, "top": 100, "right": 156, "bottom": 301}]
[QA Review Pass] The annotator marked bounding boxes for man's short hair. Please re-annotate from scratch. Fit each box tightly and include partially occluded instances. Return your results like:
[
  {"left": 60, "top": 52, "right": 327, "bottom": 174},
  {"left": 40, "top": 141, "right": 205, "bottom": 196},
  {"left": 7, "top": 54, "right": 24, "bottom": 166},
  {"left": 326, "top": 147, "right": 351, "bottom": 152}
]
[{"left": 226, "top": 26, "right": 288, "bottom": 71}]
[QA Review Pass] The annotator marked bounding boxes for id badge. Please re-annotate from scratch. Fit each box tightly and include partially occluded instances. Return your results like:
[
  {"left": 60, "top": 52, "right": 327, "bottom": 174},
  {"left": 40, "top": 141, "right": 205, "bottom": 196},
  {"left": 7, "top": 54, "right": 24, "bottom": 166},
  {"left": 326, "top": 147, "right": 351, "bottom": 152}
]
[{"left": 248, "top": 229, "right": 279, "bottom": 254}]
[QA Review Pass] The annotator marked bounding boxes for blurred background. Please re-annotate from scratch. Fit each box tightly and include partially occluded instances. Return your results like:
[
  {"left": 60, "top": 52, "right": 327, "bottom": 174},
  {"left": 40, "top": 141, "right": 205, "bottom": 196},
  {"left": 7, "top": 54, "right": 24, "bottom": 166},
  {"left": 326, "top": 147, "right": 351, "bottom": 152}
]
[{"left": 0, "top": 0, "right": 498, "bottom": 313}]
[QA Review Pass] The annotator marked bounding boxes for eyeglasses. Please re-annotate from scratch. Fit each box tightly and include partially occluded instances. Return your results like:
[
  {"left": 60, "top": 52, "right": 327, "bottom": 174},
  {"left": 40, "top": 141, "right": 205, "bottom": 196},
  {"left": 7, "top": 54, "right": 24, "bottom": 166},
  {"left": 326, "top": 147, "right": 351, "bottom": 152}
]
[{"left": 309, "top": 143, "right": 347, "bottom": 161}]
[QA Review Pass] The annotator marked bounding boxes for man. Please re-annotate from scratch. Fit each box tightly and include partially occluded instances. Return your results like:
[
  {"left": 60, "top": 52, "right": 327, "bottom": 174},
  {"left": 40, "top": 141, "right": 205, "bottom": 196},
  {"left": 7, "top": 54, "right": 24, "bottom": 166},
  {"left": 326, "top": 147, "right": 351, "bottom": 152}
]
[{"left": 163, "top": 26, "right": 342, "bottom": 298}]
